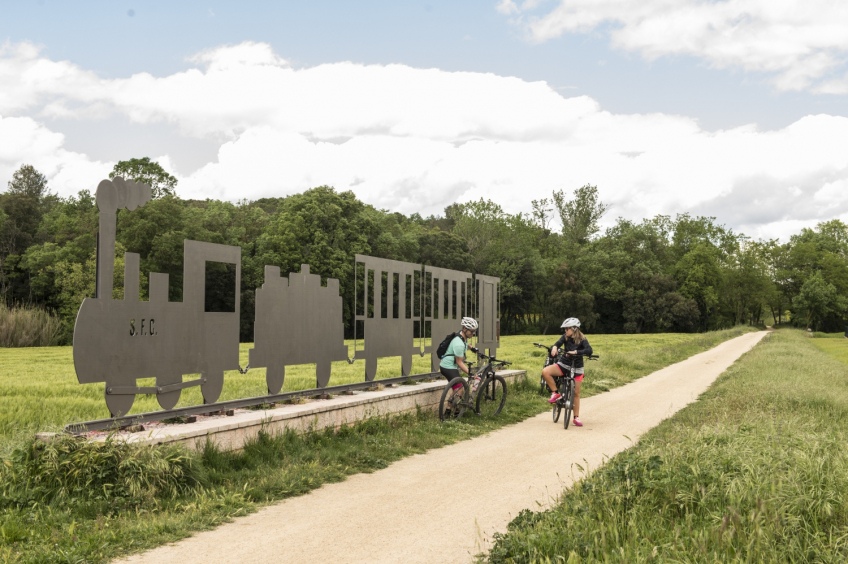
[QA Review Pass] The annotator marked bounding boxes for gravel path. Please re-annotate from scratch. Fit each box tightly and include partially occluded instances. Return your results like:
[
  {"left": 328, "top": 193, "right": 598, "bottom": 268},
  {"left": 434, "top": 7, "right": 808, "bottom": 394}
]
[{"left": 117, "top": 331, "right": 768, "bottom": 564}]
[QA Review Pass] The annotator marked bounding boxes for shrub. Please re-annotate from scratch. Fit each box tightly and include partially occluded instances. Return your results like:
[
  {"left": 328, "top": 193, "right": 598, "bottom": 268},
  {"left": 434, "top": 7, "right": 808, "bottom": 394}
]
[
  {"left": 0, "top": 302, "right": 62, "bottom": 347},
  {"left": 0, "top": 434, "right": 203, "bottom": 511}
]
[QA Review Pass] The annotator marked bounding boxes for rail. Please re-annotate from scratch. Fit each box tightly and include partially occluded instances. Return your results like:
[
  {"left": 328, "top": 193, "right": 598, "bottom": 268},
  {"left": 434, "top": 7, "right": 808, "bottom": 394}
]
[{"left": 65, "top": 371, "right": 446, "bottom": 434}]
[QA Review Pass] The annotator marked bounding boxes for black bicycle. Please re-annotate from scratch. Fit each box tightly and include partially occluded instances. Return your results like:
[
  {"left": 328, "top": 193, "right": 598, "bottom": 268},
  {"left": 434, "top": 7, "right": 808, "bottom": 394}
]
[
  {"left": 550, "top": 353, "right": 598, "bottom": 429},
  {"left": 438, "top": 347, "right": 510, "bottom": 421}
]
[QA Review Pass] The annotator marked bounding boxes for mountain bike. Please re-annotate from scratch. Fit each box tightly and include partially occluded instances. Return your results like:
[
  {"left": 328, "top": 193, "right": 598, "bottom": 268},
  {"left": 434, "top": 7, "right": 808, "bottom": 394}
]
[
  {"left": 550, "top": 353, "right": 598, "bottom": 429},
  {"left": 438, "top": 347, "right": 511, "bottom": 421}
]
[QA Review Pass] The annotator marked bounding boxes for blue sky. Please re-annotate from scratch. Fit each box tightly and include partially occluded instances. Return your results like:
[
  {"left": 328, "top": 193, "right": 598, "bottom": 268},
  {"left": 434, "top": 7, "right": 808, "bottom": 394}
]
[{"left": 2, "top": 0, "right": 848, "bottom": 241}]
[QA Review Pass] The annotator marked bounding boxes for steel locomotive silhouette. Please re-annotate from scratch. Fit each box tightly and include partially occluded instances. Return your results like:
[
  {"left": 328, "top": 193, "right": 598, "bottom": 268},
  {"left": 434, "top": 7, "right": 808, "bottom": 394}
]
[
  {"left": 73, "top": 178, "right": 244, "bottom": 417},
  {"left": 73, "top": 178, "right": 499, "bottom": 418}
]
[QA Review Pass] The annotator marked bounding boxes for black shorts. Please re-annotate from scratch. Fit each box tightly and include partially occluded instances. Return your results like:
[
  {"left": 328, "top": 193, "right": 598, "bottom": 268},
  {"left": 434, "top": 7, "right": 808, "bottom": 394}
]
[{"left": 439, "top": 367, "right": 461, "bottom": 382}]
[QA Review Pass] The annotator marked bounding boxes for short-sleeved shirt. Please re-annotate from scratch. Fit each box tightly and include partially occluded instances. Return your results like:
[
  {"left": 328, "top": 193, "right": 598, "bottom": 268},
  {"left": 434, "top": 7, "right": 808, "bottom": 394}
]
[{"left": 439, "top": 335, "right": 467, "bottom": 370}]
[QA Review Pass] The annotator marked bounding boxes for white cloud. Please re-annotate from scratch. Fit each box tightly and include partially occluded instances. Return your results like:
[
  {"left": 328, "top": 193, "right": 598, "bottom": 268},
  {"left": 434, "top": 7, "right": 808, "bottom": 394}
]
[
  {"left": 0, "top": 41, "right": 105, "bottom": 115},
  {"left": 0, "top": 114, "right": 110, "bottom": 194},
  {"left": 509, "top": 0, "right": 848, "bottom": 93},
  {"left": 496, "top": 1, "right": 519, "bottom": 16},
  {"left": 1, "top": 41, "right": 847, "bottom": 242}
]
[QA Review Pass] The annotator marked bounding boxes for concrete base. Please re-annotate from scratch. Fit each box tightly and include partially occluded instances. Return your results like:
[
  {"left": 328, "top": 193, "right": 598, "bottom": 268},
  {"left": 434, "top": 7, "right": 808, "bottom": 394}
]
[{"left": 108, "top": 370, "right": 526, "bottom": 452}]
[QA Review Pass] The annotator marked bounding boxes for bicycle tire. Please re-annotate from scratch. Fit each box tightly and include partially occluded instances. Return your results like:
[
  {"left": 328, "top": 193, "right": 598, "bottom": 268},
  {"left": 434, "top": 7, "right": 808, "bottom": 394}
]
[
  {"left": 476, "top": 374, "right": 507, "bottom": 417},
  {"left": 563, "top": 378, "right": 574, "bottom": 429},
  {"left": 439, "top": 377, "right": 469, "bottom": 421}
]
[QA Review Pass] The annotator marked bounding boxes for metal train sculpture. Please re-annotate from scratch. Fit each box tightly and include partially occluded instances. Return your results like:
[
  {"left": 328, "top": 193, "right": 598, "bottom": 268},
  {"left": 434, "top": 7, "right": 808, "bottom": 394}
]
[{"left": 73, "top": 178, "right": 500, "bottom": 418}]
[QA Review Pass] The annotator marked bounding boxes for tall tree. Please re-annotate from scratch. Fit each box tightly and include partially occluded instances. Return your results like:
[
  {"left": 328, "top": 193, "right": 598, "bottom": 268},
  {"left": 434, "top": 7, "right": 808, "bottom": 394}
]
[
  {"left": 448, "top": 199, "right": 544, "bottom": 333},
  {"left": 793, "top": 271, "right": 846, "bottom": 331},
  {"left": 552, "top": 184, "right": 609, "bottom": 248},
  {"left": 6, "top": 164, "right": 49, "bottom": 198},
  {"left": 110, "top": 157, "right": 177, "bottom": 199},
  {"left": 674, "top": 243, "right": 724, "bottom": 330},
  {"left": 1, "top": 164, "right": 54, "bottom": 302},
  {"left": 784, "top": 220, "right": 848, "bottom": 331}
]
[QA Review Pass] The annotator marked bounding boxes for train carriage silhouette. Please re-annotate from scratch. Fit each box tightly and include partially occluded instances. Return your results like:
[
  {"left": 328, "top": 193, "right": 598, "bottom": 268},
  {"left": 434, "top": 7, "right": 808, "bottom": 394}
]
[
  {"left": 351, "top": 256, "right": 500, "bottom": 378},
  {"left": 249, "top": 264, "right": 349, "bottom": 393}
]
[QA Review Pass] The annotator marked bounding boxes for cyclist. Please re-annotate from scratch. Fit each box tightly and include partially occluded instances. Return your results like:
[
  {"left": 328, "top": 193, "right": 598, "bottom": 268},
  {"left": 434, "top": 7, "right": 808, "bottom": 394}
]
[
  {"left": 439, "top": 317, "right": 478, "bottom": 396},
  {"left": 541, "top": 317, "right": 593, "bottom": 427}
]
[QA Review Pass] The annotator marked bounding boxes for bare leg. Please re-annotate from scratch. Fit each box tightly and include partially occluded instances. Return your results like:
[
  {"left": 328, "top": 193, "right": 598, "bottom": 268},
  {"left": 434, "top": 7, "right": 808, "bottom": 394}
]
[
  {"left": 541, "top": 365, "right": 559, "bottom": 393},
  {"left": 573, "top": 379, "right": 582, "bottom": 417}
]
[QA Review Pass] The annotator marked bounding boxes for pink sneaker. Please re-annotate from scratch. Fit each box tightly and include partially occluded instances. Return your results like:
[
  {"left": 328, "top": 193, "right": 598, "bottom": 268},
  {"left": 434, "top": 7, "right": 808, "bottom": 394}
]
[
  {"left": 548, "top": 392, "right": 562, "bottom": 404},
  {"left": 572, "top": 417, "right": 583, "bottom": 427}
]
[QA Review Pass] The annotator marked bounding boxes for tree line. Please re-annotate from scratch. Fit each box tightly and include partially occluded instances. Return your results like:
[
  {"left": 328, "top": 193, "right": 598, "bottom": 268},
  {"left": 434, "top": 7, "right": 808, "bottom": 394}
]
[{"left": 1, "top": 160, "right": 846, "bottom": 345}]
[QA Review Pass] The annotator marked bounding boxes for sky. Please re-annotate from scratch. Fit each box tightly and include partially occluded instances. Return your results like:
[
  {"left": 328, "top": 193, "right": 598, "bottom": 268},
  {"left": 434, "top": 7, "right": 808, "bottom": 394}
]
[{"left": 2, "top": 0, "right": 847, "bottom": 242}]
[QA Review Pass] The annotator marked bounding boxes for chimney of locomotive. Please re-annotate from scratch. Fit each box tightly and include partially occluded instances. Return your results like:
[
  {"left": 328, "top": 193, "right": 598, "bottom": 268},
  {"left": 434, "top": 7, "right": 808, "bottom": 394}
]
[{"left": 94, "top": 177, "right": 152, "bottom": 300}]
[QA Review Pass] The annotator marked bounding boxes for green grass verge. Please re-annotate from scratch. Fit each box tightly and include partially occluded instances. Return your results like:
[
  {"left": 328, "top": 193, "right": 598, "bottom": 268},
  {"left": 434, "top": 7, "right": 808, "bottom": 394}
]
[
  {"left": 484, "top": 328, "right": 848, "bottom": 563},
  {"left": 0, "top": 328, "right": 753, "bottom": 563}
]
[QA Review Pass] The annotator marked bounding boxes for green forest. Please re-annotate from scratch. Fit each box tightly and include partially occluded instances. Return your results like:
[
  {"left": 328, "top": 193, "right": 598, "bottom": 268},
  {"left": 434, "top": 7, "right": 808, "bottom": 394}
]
[{"left": 1, "top": 159, "right": 846, "bottom": 345}]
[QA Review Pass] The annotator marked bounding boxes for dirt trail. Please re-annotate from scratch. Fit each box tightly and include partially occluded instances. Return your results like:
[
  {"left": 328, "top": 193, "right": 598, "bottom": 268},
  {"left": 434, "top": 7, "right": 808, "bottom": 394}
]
[{"left": 117, "top": 331, "right": 768, "bottom": 564}]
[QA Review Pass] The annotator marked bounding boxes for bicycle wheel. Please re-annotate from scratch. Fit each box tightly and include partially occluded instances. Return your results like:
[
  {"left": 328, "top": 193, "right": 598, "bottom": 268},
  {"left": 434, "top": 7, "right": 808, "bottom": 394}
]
[
  {"left": 476, "top": 375, "right": 507, "bottom": 417},
  {"left": 551, "top": 377, "right": 562, "bottom": 422},
  {"left": 562, "top": 378, "right": 575, "bottom": 429},
  {"left": 439, "top": 377, "right": 469, "bottom": 421}
]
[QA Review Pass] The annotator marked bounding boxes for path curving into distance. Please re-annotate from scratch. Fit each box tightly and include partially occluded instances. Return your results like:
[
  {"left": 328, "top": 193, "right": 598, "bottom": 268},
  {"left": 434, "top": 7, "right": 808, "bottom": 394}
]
[{"left": 116, "top": 331, "right": 769, "bottom": 564}]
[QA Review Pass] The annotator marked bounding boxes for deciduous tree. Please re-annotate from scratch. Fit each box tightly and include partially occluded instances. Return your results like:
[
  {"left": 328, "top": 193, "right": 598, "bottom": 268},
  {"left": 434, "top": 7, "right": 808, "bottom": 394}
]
[{"left": 110, "top": 157, "right": 177, "bottom": 199}]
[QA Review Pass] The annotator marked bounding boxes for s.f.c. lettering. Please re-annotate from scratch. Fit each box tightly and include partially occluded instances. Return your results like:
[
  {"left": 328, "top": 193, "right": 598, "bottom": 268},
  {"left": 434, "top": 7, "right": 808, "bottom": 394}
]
[{"left": 129, "top": 318, "right": 157, "bottom": 336}]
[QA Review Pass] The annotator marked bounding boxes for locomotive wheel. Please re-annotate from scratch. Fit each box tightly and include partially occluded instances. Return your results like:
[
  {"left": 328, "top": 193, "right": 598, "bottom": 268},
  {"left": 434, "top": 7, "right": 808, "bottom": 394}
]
[
  {"left": 201, "top": 371, "right": 224, "bottom": 404},
  {"left": 316, "top": 361, "right": 331, "bottom": 388},
  {"left": 105, "top": 385, "right": 135, "bottom": 418},
  {"left": 266, "top": 364, "right": 285, "bottom": 395},
  {"left": 365, "top": 357, "right": 377, "bottom": 382},
  {"left": 157, "top": 374, "right": 182, "bottom": 410}
]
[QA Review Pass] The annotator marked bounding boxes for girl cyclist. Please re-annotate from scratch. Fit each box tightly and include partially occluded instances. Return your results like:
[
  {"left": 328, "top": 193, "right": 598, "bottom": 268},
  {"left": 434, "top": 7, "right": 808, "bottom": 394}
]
[
  {"left": 439, "top": 317, "right": 478, "bottom": 396},
  {"left": 541, "top": 317, "right": 593, "bottom": 427}
]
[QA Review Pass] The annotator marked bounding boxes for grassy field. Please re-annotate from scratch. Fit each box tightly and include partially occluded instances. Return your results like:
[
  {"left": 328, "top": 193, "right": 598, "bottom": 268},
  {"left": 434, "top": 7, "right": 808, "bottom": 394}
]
[
  {"left": 0, "top": 327, "right": 754, "bottom": 563},
  {"left": 0, "top": 330, "right": 750, "bottom": 449},
  {"left": 484, "top": 329, "right": 848, "bottom": 562}
]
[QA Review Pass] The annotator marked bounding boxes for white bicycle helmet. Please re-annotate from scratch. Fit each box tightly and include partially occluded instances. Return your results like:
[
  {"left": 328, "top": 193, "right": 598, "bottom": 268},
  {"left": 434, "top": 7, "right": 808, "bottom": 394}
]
[
  {"left": 461, "top": 317, "right": 479, "bottom": 331},
  {"left": 560, "top": 317, "right": 580, "bottom": 329}
]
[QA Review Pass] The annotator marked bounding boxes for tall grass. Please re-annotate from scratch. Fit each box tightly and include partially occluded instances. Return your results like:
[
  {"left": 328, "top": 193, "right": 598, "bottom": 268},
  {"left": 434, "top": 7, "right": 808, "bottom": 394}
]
[
  {"left": 1, "top": 434, "right": 201, "bottom": 512},
  {"left": 0, "top": 302, "right": 61, "bottom": 347},
  {"left": 485, "top": 329, "right": 848, "bottom": 562}
]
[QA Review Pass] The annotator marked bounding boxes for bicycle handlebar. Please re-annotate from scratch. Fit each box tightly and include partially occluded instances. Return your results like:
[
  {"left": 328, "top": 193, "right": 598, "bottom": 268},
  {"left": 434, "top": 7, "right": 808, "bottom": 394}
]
[
  {"left": 532, "top": 342, "right": 599, "bottom": 361},
  {"left": 468, "top": 346, "right": 512, "bottom": 367},
  {"left": 557, "top": 353, "right": 599, "bottom": 360}
]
